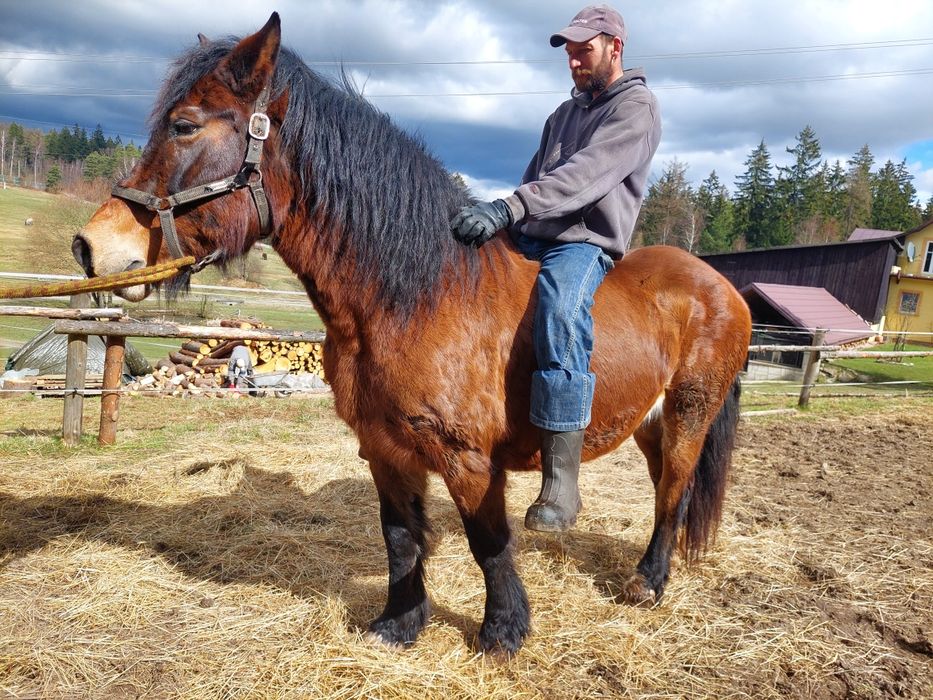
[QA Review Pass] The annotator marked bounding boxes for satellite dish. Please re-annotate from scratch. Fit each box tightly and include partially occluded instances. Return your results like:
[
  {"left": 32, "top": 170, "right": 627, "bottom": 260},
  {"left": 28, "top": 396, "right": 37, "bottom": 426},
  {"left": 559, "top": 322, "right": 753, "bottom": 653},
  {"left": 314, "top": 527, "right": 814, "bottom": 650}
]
[{"left": 906, "top": 241, "right": 916, "bottom": 262}]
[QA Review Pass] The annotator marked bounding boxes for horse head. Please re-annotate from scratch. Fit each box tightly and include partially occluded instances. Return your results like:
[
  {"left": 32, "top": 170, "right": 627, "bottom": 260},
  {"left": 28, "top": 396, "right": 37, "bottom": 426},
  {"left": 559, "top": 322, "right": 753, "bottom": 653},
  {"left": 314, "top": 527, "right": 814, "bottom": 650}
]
[{"left": 72, "top": 13, "right": 287, "bottom": 301}]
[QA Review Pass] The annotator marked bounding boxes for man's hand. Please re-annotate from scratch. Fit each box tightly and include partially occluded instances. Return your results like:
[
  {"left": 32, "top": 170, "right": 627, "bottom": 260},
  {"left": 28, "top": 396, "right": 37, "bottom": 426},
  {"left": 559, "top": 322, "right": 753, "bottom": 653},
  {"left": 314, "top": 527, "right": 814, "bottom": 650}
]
[{"left": 450, "top": 199, "right": 513, "bottom": 248}]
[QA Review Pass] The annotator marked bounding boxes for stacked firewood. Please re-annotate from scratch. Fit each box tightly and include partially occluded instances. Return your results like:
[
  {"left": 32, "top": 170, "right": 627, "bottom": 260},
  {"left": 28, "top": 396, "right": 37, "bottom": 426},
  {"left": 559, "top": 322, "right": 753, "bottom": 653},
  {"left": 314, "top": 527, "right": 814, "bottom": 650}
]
[{"left": 122, "top": 319, "right": 327, "bottom": 396}]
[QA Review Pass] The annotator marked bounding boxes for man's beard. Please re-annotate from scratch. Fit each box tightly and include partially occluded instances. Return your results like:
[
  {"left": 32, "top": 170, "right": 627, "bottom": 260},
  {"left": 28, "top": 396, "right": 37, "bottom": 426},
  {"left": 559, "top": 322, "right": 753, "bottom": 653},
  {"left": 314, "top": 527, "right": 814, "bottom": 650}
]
[{"left": 573, "top": 50, "right": 614, "bottom": 94}]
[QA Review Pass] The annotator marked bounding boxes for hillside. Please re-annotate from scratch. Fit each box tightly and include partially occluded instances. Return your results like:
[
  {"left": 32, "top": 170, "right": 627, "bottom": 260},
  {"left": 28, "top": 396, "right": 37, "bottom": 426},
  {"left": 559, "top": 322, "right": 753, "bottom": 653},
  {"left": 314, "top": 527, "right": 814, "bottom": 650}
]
[{"left": 0, "top": 186, "right": 321, "bottom": 365}]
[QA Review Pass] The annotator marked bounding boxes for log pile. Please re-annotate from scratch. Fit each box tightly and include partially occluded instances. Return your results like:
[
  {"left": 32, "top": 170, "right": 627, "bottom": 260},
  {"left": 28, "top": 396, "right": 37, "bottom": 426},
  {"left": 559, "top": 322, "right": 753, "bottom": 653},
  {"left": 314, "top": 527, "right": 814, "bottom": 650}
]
[{"left": 122, "top": 319, "right": 327, "bottom": 397}]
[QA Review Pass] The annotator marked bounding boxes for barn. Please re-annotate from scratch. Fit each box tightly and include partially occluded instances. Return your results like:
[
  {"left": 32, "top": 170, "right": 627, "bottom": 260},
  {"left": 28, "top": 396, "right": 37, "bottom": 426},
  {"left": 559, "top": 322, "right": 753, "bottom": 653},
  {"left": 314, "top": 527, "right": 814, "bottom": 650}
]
[
  {"left": 700, "top": 229, "right": 903, "bottom": 326},
  {"left": 700, "top": 229, "right": 905, "bottom": 377}
]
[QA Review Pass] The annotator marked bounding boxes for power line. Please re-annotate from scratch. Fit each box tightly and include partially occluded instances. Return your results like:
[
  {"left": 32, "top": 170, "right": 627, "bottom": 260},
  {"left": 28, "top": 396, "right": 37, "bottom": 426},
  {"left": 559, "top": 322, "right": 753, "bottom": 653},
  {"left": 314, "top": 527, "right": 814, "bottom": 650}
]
[
  {"left": 3, "top": 67, "right": 931, "bottom": 99},
  {"left": 2, "top": 36, "right": 932, "bottom": 66}
]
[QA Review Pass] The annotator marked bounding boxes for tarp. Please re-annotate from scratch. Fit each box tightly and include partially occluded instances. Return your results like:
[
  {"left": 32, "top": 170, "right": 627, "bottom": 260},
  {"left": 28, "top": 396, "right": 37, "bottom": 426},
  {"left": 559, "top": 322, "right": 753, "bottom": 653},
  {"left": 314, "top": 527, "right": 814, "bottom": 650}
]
[{"left": 5, "top": 325, "right": 151, "bottom": 376}]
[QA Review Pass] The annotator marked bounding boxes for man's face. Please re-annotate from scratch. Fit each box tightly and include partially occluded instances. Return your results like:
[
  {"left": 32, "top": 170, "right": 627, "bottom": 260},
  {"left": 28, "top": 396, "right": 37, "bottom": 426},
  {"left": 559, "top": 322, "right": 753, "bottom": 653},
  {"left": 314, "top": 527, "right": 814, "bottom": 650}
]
[{"left": 565, "top": 35, "right": 616, "bottom": 94}]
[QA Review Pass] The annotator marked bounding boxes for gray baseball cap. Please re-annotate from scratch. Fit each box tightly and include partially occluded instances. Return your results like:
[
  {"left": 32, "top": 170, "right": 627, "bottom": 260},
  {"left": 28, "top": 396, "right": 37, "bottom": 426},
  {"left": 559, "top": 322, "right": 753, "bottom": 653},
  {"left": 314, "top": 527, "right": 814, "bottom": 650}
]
[{"left": 550, "top": 4, "right": 627, "bottom": 47}]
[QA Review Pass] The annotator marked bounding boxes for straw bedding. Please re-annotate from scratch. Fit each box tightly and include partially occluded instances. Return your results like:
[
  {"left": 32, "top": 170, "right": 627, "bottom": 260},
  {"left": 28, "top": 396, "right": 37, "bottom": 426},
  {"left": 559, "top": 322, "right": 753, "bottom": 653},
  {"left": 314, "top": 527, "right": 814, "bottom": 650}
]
[{"left": 1, "top": 396, "right": 931, "bottom": 698}]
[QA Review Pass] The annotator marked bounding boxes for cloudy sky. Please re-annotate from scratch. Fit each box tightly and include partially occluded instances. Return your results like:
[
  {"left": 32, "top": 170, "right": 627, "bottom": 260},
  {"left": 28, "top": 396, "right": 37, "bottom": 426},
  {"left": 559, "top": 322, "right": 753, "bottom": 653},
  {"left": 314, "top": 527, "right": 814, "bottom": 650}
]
[{"left": 2, "top": 0, "right": 932, "bottom": 202}]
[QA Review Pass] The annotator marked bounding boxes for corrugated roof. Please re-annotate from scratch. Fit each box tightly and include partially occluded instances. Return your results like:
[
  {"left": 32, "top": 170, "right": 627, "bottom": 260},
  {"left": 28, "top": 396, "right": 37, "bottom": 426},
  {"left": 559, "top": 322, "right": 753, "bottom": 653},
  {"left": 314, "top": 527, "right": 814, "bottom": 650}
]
[
  {"left": 740, "top": 283, "right": 873, "bottom": 345},
  {"left": 847, "top": 227, "right": 902, "bottom": 241}
]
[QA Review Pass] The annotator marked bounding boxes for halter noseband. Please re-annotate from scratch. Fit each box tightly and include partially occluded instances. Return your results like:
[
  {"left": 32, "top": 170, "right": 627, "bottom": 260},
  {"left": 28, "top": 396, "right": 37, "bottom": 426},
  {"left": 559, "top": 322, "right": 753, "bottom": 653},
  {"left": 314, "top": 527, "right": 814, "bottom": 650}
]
[{"left": 111, "top": 84, "right": 274, "bottom": 273}]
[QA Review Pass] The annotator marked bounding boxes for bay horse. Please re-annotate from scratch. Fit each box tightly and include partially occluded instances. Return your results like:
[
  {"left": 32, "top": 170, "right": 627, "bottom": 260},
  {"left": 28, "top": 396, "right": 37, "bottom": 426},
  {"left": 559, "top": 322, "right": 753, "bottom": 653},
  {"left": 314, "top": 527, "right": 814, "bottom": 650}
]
[{"left": 73, "top": 14, "right": 751, "bottom": 655}]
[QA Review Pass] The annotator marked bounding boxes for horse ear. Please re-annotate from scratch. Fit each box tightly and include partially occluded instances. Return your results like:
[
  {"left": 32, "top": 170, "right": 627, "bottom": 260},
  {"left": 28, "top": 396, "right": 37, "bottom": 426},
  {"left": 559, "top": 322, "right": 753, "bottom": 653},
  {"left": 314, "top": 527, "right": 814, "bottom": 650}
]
[
  {"left": 217, "top": 12, "right": 281, "bottom": 99},
  {"left": 198, "top": 33, "right": 210, "bottom": 46}
]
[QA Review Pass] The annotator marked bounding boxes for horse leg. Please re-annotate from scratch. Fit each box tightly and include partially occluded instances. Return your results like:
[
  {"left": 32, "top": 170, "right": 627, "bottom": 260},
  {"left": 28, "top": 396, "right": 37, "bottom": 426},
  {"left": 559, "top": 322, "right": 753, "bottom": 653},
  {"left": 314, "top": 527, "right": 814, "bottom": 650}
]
[
  {"left": 366, "top": 459, "right": 432, "bottom": 647},
  {"left": 623, "top": 387, "right": 710, "bottom": 606},
  {"left": 442, "top": 466, "right": 530, "bottom": 655},
  {"left": 633, "top": 414, "right": 664, "bottom": 489}
]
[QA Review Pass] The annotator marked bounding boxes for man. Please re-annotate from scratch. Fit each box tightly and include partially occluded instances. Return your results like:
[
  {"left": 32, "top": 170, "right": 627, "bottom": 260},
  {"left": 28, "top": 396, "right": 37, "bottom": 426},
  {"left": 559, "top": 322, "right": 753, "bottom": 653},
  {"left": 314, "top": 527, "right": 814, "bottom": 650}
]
[{"left": 450, "top": 5, "right": 661, "bottom": 532}]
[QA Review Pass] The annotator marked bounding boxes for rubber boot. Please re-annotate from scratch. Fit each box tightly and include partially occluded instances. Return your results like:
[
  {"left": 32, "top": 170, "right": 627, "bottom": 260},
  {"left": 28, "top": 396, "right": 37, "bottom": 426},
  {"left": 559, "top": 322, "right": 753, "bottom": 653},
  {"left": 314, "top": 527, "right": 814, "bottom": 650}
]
[{"left": 524, "top": 429, "right": 584, "bottom": 532}]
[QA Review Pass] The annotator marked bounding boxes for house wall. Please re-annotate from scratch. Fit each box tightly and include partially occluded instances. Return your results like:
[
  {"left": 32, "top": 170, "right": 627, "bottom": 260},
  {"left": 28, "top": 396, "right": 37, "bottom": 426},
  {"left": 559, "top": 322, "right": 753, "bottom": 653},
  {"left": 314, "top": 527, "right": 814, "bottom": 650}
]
[{"left": 885, "top": 222, "right": 933, "bottom": 345}]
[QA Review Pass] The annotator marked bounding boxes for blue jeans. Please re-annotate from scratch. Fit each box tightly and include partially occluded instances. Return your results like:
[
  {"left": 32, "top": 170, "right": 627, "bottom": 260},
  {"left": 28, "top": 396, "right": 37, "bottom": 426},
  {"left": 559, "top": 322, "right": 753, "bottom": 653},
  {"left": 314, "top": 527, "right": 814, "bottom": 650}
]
[{"left": 516, "top": 234, "right": 615, "bottom": 431}]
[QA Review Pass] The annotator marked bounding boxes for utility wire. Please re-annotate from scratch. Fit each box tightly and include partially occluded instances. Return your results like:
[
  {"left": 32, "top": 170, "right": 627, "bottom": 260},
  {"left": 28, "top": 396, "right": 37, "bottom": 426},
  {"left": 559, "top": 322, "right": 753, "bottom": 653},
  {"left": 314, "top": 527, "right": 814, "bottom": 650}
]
[
  {"left": 3, "top": 67, "right": 932, "bottom": 99},
  {"left": 2, "top": 36, "right": 932, "bottom": 65}
]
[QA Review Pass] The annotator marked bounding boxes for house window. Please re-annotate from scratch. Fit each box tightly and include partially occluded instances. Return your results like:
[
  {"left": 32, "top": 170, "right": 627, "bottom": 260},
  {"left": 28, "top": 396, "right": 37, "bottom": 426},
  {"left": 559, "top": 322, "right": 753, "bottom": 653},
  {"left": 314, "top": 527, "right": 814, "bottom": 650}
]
[
  {"left": 924, "top": 241, "right": 933, "bottom": 274},
  {"left": 898, "top": 291, "right": 920, "bottom": 315}
]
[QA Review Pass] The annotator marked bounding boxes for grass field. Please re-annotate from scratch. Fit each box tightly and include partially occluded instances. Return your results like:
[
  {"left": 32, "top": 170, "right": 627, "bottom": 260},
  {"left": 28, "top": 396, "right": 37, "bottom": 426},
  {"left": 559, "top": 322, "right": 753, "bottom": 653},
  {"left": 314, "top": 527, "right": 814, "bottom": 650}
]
[{"left": 0, "top": 185, "right": 322, "bottom": 366}]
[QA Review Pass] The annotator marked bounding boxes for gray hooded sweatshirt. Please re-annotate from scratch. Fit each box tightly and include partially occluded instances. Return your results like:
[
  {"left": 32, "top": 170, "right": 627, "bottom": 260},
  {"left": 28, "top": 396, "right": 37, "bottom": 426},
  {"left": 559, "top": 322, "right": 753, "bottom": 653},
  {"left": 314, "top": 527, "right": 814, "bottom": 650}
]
[{"left": 504, "top": 68, "right": 661, "bottom": 258}]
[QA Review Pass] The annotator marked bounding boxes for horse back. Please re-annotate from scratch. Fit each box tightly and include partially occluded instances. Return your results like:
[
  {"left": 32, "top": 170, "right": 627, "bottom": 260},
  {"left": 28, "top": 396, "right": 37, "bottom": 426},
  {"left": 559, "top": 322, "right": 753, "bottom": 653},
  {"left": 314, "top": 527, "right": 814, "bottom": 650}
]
[{"left": 586, "top": 245, "right": 751, "bottom": 456}]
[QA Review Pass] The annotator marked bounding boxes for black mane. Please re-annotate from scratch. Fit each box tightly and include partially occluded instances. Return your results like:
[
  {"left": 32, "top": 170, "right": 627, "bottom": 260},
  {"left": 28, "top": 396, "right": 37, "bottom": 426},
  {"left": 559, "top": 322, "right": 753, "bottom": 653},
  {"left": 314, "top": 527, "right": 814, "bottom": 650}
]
[{"left": 152, "top": 38, "right": 489, "bottom": 316}]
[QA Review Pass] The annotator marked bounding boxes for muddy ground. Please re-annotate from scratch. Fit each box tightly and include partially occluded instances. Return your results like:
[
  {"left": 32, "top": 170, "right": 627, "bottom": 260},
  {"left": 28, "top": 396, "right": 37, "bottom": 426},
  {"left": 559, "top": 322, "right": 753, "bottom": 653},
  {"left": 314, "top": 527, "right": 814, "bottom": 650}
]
[{"left": 724, "top": 408, "right": 932, "bottom": 698}]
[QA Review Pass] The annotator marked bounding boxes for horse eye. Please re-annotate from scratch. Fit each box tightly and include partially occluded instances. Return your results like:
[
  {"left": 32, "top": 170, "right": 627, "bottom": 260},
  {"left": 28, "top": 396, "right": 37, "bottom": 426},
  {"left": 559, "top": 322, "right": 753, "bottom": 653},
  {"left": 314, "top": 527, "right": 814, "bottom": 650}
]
[{"left": 171, "top": 120, "right": 200, "bottom": 137}]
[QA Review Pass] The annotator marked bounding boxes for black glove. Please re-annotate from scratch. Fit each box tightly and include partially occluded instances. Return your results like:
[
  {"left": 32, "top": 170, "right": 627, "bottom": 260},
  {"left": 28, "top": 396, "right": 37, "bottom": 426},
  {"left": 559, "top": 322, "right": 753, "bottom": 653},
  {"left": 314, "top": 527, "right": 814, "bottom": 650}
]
[{"left": 450, "top": 199, "right": 513, "bottom": 248}]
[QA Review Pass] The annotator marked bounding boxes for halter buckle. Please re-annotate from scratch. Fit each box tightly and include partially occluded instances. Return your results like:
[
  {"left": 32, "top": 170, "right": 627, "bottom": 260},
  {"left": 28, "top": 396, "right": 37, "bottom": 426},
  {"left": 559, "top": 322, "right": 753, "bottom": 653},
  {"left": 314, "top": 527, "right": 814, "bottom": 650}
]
[{"left": 248, "top": 112, "right": 271, "bottom": 140}]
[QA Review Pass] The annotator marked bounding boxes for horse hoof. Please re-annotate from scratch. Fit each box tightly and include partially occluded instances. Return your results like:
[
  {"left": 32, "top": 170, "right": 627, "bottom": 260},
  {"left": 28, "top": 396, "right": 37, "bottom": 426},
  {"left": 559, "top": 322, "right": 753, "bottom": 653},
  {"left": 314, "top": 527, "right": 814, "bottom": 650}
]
[
  {"left": 477, "top": 612, "right": 530, "bottom": 656},
  {"left": 366, "top": 604, "right": 429, "bottom": 648},
  {"left": 363, "top": 630, "right": 405, "bottom": 650},
  {"left": 621, "top": 574, "right": 657, "bottom": 607}
]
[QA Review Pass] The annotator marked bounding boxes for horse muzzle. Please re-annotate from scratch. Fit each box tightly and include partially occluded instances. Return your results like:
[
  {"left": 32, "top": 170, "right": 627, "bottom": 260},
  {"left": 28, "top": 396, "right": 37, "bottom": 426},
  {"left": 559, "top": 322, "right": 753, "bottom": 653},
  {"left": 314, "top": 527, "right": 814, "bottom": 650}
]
[{"left": 71, "top": 231, "right": 151, "bottom": 302}]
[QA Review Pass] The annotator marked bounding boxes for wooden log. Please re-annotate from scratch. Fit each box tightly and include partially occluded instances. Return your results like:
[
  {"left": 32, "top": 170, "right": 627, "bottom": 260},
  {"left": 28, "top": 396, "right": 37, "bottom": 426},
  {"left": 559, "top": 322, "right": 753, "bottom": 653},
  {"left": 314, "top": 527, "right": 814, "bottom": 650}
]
[
  {"left": 220, "top": 319, "right": 254, "bottom": 329},
  {"left": 825, "top": 350, "right": 933, "bottom": 359},
  {"left": 208, "top": 339, "right": 241, "bottom": 358},
  {"left": 183, "top": 340, "right": 211, "bottom": 355},
  {"left": 170, "top": 351, "right": 195, "bottom": 367},
  {"left": 62, "top": 294, "right": 90, "bottom": 446},
  {"left": 0, "top": 305, "right": 125, "bottom": 320},
  {"left": 177, "top": 347, "right": 201, "bottom": 359},
  {"left": 53, "top": 320, "right": 325, "bottom": 344},
  {"left": 98, "top": 336, "right": 125, "bottom": 446},
  {"left": 798, "top": 329, "right": 826, "bottom": 408}
]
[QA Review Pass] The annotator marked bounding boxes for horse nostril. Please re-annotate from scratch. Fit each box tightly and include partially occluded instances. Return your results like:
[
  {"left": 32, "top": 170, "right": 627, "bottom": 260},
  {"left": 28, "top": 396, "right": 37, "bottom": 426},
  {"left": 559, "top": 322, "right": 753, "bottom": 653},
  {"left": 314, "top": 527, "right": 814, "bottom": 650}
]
[{"left": 72, "top": 234, "right": 93, "bottom": 276}]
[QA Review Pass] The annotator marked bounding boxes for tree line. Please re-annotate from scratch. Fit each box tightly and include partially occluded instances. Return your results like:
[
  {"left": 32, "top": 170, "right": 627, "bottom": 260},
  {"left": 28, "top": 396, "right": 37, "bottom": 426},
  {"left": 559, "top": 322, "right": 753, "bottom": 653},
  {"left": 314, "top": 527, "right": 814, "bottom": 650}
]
[
  {"left": 636, "top": 125, "right": 933, "bottom": 253},
  {"left": 0, "top": 121, "right": 141, "bottom": 194}
]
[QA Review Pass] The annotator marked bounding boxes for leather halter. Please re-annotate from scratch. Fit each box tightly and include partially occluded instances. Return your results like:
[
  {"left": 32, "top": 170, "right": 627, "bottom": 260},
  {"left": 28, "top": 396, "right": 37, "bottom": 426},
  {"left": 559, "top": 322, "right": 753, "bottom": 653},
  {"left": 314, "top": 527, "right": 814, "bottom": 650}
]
[{"left": 111, "top": 84, "right": 274, "bottom": 273}]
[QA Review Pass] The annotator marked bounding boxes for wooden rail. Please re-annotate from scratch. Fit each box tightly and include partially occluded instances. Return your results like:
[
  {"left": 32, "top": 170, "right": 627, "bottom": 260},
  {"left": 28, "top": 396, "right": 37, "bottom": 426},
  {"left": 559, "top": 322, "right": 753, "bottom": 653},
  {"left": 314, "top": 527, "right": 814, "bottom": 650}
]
[{"left": 4, "top": 307, "right": 931, "bottom": 444}]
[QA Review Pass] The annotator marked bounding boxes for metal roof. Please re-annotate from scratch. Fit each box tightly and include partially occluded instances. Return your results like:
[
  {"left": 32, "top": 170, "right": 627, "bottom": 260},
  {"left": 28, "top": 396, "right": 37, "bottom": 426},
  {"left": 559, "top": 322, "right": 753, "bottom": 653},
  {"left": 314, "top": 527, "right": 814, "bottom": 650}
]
[
  {"left": 740, "top": 282, "right": 873, "bottom": 345},
  {"left": 847, "top": 227, "right": 903, "bottom": 242}
]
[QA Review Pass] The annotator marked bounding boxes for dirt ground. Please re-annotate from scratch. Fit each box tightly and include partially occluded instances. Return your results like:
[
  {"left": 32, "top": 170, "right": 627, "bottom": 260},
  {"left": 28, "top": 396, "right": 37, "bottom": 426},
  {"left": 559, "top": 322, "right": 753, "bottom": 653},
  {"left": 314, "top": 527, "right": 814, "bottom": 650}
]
[
  {"left": 0, "top": 396, "right": 931, "bottom": 698},
  {"left": 726, "top": 409, "right": 933, "bottom": 698}
]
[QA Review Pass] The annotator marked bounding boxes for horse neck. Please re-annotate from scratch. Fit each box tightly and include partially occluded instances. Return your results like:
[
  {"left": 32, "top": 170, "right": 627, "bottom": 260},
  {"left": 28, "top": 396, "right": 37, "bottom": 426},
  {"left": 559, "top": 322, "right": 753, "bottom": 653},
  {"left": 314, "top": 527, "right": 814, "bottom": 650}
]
[{"left": 273, "top": 206, "right": 530, "bottom": 346}]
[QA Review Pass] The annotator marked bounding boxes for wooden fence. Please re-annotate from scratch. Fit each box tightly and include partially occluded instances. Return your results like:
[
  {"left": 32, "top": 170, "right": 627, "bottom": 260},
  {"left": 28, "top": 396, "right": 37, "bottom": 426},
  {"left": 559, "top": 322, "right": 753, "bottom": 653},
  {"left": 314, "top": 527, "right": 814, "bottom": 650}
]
[{"left": 3, "top": 307, "right": 933, "bottom": 446}]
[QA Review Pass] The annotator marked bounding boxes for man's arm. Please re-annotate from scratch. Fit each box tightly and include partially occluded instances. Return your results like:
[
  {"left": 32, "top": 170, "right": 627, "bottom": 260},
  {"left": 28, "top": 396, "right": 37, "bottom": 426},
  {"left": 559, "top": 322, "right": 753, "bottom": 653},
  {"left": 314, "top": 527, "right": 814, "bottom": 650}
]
[{"left": 504, "top": 98, "right": 659, "bottom": 223}]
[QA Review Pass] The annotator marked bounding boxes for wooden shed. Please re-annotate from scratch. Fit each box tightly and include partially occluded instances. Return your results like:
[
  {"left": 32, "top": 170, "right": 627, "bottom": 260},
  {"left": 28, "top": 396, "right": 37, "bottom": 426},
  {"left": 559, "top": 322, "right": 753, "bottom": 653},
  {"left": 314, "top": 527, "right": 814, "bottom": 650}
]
[{"left": 701, "top": 231, "right": 904, "bottom": 325}]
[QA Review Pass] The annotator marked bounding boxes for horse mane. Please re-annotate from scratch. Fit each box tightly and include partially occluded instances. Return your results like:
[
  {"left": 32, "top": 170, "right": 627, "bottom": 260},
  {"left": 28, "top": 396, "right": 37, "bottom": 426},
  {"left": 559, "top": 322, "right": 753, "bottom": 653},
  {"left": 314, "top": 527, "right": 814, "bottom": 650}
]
[{"left": 151, "top": 38, "right": 499, "bottom": 316}]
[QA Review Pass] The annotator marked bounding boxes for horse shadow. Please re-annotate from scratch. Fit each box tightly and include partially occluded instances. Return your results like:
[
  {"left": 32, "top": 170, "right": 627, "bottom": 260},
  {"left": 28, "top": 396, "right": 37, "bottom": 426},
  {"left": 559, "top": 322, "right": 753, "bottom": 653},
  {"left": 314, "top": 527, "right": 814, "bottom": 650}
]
[
  {"left": 0, "top": 459, "right": 485, "bottom": 646},
  {"left": 0, "top": 459, "right": 646, "bottom": 648}
]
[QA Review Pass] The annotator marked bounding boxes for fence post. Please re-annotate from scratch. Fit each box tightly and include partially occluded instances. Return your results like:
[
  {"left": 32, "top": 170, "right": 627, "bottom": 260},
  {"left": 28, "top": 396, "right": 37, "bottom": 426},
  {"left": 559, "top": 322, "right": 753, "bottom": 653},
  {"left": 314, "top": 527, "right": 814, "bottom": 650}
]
[
  {"left": 98, "top": 335, "right": 125, "bottom": 445},
  {"left": 62, "top": 293, "right": 90, "bottom": 445},
  {"left": 798, "top": 328, "right": 827, "bottom": 408}
]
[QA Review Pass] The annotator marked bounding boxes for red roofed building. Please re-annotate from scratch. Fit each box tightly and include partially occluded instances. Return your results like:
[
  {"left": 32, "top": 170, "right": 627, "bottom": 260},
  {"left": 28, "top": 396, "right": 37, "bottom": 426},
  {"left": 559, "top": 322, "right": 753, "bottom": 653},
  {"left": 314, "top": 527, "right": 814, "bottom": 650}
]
[{"left": 741, "top": 282, "right": 874, "bottom": 380}]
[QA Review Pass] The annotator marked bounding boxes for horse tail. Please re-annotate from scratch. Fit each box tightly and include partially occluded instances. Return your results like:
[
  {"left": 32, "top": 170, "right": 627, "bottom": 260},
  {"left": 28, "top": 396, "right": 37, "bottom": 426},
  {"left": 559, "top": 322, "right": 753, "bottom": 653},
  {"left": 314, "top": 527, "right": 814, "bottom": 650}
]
[{"left": 681, "top": 376, "right": 741, "bottom": 562}]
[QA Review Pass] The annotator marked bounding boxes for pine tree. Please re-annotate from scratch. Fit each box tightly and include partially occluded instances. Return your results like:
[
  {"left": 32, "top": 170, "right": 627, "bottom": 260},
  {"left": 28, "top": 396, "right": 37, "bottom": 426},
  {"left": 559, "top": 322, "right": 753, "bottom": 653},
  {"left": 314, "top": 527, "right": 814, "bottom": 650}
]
[
  {"left": 695, "top": 171, "right": 735, "bottom": 252},
  {"left": 871, "top": 159, "right": 921, "bottom": 231},
  {"left": 91, "top": 124, "right": 108, "bottom": 152},
  {"left": 638, "top": 160, "right": 697, "bottom": 250},
  {"left": 843, "top": 145, "right": 873, "bottom": 233},
  {"left": 776, "top": 125, "right": 823, "bottom": 242},
  {"left": 46, "top": 164, "right": 62, "bottom": 192},
  {"left": 733, "top": 140, "right": 783, "bottom": 248}
]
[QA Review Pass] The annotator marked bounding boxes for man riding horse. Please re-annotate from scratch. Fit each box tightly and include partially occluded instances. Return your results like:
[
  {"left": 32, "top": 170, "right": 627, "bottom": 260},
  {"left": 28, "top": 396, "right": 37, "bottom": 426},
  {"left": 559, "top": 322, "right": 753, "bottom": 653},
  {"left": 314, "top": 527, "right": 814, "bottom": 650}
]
[{"left": 451, "top": 4, "right": 661, "bottom": 533}]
